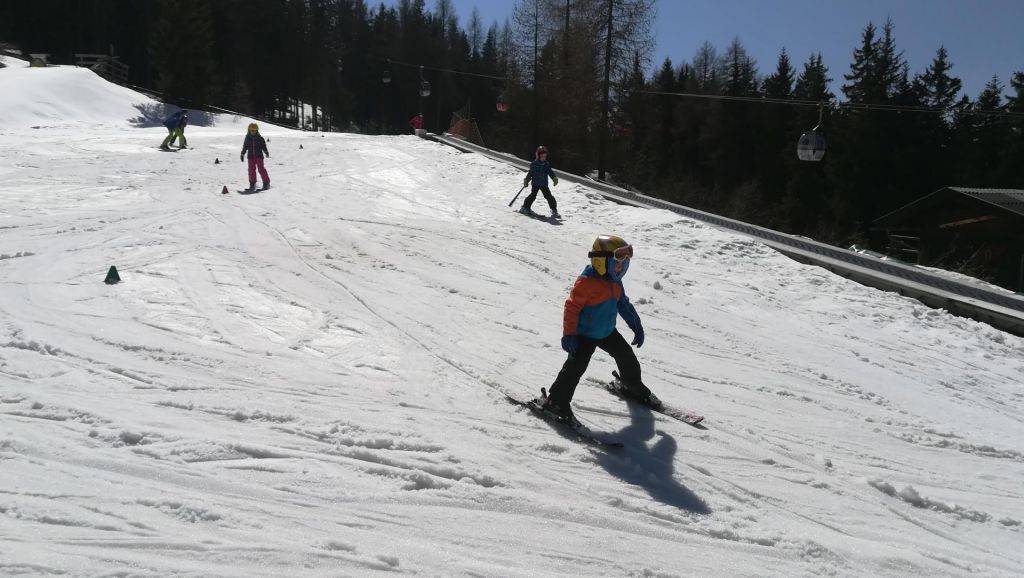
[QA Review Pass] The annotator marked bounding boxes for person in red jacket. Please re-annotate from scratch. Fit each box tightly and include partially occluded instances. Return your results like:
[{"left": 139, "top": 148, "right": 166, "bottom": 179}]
[
  {"left": 409, "top": 113, "right": 424, "bottom": 133},
  {"left": 540, "top": 235, "right": 650, "bottom": 425},
  {"left": 240, "top": 123, "right": 270, "bottom": 191}
]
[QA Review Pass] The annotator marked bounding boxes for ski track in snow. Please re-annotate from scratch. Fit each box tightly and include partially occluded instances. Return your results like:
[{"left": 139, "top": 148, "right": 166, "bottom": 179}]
[{"left": 1, "top": 62, "right": 1023, "bottom": 576}]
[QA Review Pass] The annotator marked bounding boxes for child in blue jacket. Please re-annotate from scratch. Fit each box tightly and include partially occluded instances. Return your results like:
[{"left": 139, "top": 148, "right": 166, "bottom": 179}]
[
  {"left": 159, "top": 110, "right": 188, "bottom": 150},
  {"left": 519, "top": 145, "right": 560, "bottom": 218}
]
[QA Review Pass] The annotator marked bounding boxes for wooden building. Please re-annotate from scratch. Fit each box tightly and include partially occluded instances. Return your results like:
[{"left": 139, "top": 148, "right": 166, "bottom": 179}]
[{"left": 872, "top": 188, "right": 1024, "bottom": 292}]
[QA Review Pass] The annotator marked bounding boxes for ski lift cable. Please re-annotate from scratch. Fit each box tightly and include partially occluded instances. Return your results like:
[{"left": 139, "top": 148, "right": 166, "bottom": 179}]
[
  {"left": 626, "top": 88, "right": 1024, "bottom": 119},
  {"left": 377, "top": 57, "right": 1024, "bottom": 119},
  {"left": 385, "top": 57, "right": 507, "bottom": 82}
]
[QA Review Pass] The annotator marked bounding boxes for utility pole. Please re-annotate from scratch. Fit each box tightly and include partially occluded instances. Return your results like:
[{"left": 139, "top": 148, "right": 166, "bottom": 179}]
[{"left": 598, "top": 0, "right": 614, "bottom": 180}]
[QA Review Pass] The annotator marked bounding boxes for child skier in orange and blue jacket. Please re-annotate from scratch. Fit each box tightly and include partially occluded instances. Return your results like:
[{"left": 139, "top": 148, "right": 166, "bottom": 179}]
[{"left": 542, "top": 235, "right": 650, "bottom": 423}]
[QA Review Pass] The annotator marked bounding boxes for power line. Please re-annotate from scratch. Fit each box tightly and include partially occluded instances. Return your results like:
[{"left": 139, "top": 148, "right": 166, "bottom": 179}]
[
  {"left": 378, "top": 57, "right": 1024, "bottom": 119},
  {"left": 385, "top": 57, "right": 507, "bottom": 82},
  {"left": 626, "top": 88, "right": 1024, "bottom": 119}
]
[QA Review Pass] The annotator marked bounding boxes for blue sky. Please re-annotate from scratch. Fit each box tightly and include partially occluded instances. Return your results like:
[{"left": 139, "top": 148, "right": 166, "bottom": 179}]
[{"left": 382, "top": 0, "right": 1023, "bottom": 99}]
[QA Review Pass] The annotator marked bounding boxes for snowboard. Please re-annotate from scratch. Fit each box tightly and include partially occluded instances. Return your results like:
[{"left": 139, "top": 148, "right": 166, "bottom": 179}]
[
  {"left": 506, "top": 392, "right": 623, "bottom": 448},
  {"left": 237, "top": 186, "right": 271, "bottom": 194},
  {"left": 600, "top": 371, "right": 705, "bottom": 427}
]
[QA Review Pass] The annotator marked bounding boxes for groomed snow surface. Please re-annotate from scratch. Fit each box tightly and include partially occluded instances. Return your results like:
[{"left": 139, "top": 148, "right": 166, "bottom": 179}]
[{"left": 1, "top": 61, "right": 1023, "bottom": 577}]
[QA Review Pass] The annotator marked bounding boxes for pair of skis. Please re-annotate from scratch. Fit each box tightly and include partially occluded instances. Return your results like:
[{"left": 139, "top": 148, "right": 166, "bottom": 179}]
[
  {"left": 515, "top": 209, "right": 562, "bottom": 223},
  {"left": 507, "top": 372, "right": 704, "bottom": 448}
]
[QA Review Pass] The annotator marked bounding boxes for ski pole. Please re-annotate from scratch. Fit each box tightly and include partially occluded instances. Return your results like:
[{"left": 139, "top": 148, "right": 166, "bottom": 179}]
[{"left": 507, "top": 184, "right": 528, "bottom": 207}]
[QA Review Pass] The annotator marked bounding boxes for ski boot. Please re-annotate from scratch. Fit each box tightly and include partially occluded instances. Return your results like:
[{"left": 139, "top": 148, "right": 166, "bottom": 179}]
[
  {"left": 620, "top": 380, "right": 658, "bottom": 406},
  {"left": 539, "top": 391, "right": 579, "bottom": 427}
]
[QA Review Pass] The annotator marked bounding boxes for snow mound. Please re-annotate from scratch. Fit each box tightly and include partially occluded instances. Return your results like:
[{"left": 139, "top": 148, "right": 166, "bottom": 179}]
[
  {"left": 0, "top": 64, "right": 163, "bottom": 128},
  {"left": 0, "top": 54, "right": 31, "bottom": 68},
  {"left": 0, "top": 63, "right": 190, "bottom": 129},
  {"left": 0, "top": 62, "right": 259, "bottom": 130}
]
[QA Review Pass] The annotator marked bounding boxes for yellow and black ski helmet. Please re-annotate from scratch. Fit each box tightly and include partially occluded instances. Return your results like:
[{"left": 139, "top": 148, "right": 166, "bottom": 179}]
[{"left": 589, "top": 235, "right": 633, "bottom": 277}]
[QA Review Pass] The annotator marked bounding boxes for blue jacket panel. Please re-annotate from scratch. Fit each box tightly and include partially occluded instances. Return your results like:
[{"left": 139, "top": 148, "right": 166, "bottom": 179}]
[
  {"left": 526, "top": 159, "right": 555, "bottom": 188},
  {"left": 163, "top": 111, "right": 183, "bottom": 130},
  {"left": 564, "top": 266, "right": 633, "bottom": 340}
]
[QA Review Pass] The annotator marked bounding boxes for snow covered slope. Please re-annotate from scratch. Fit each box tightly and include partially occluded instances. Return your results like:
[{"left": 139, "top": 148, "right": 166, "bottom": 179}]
[{"left": 1, "top": 65, "right": 1023, "bottom": 577}]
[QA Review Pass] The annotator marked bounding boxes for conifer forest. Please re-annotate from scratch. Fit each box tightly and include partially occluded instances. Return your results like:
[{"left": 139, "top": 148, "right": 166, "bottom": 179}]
[{"left": 3, "top": 0, "right": 1022, "bottom": 250}]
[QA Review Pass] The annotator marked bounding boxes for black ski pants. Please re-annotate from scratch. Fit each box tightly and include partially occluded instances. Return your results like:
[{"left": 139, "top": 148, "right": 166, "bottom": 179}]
[
  {"left": 523, "top": 185, "right": 557, "bottom": 213},
  {"left": 547, "top": 329, "right": 641, "bottom": 406}
]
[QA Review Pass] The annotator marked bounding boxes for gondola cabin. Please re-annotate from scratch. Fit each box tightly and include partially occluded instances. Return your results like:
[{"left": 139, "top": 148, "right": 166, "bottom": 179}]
[{"left": 797, "top": 131, "right": 826, "bottom": 162}]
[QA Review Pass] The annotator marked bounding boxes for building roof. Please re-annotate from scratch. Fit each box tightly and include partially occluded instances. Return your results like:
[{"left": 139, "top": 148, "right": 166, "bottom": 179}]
[
  {"left": 947, "top": 188, "right": 1024, "bottom": 217},
  {"left": 873, "top": 187, "right": 1024, "bottom": 226}
]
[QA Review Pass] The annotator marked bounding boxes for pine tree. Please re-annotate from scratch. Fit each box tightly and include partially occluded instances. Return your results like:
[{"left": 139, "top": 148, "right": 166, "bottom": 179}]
[
  {"left": 720, "top": 37, "right": 757, "bottom": 97},
  {"left": 1000, "top": 71, "right": 1024, "bottom": 186},
  {"left": 758, "top": 48, "right": 796, "bottom": 222},
  {"left": 793, "top": 53, "right": 832, "bottom": 102},
  {"left": 917, "top": 46, "right": 962, "bottom": 111},
  {"left": 842, "top": 22, "right": 879, "bottom": 103},
  {"left": 149, "top": 0, "right": 220, "bottom": 104},
  {"left": 646, "top": 58, "right": 678, "bottom": 180},
  {"left": 762, "top": 48, "right": 794, "bottom": 100},
  {"left": 783, "top": 53, "right": 834, "bottom": 237},
  {"left": 594, "top": 0, "right": 656, "bottom": 179},
  {"left": 692, "top": 41, "right": 719, "bottom": 93},
  {"left": 965, "top": 77, "right": 1009, "bottom": 186},
  {"left": 468, "top": 7, "right": 483, "bottom": 61},
  {"left": 711, "top": 38, "right": 760, "bottom": 213},
  {"left": 834, "top": 18, "right": 916, "bottom": 239},
  {"left": 910, "top": 46, "right": 964, "bottom": 193}
]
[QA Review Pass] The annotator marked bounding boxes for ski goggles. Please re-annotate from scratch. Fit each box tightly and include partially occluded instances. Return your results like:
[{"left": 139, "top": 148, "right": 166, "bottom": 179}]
[{"left": 589, "top": 245, "right": 633, "bottom": 261}]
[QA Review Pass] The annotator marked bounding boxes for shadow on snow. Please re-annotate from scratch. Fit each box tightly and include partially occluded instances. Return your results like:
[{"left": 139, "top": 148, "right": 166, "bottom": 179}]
[
  {"left": 129, "top": 103, "right": 218, "bottom": 128},
  {"left": 597, "top": 400, "right": 711, "bottom": 515}
]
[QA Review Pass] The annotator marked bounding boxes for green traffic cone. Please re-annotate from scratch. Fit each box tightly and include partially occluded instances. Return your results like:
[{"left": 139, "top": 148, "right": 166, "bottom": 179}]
[{"left": 104, "top": 266, "right": 120, "bottom": 285}]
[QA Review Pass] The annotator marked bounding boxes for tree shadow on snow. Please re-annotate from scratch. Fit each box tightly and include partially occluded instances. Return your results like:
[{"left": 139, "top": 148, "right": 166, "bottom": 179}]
[
  {"left": 128, "top": 102, "right": 217, "bottom": 128},
  {"left": 595, "top": 401, "right": 711, "bottom": 515}
]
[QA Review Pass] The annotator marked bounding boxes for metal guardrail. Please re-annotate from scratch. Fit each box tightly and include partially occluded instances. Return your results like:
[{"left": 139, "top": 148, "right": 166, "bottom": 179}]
[{"left": 429, "top": 132, "right": 1024, "bottom": 337}]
